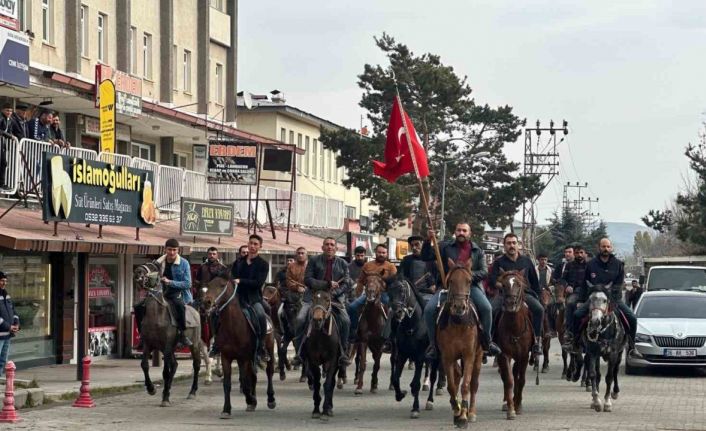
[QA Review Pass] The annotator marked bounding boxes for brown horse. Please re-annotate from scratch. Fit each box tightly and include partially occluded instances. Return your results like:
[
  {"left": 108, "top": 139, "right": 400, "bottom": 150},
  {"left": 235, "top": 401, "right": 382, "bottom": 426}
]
[
  {"left": 194, "top": 275, "right": 231, "bottom": 384},
  {"left": 535, "top": 287, "right": 553, "bottom": 373},
  {"left": 495, "top": 269, "right": 534, "bottom": 420},
  {"left": 551, "top": 283, "right": 570, "bottom": 378},
  {"left": 215, "top": 281, "right": 276, "bottom": 418},
  {"left": 262, "top": 284, "right": 290, "bottom": 380},
  {"left": 436, "top": 258, "right": 483, "bottom": 428},
  {"left": 353, "top": 273, "right": 387, "bottom": 396}
]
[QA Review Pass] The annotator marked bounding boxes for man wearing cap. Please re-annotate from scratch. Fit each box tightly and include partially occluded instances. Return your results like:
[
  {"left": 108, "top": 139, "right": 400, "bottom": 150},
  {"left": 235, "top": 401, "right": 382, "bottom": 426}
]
[
  {"left": 0, "top": 272, "right": 20, "bottom": 375},
  {"left": 27, "top": 109, "right": 52, "bottom": 143},
  {"left": 399, "top": 235, "right": 436, "bottom": 307},
  {"left": 11, "top": 104, "right": 28, "bottom": 141},
  {"left": 347, "top": 246, "right": 367, "bottom": 304}
]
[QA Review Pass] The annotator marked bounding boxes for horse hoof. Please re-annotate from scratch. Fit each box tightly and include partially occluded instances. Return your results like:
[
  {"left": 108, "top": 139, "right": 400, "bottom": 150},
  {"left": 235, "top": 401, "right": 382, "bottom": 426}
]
[
  {"left": 585, "top": 385, "right": 592, "bottom": 393},
  {"left": 204, "top": 380, "right": 212, "bottom": 386},
  {"left": 395, "top": 390, "right": 407, "bottom": 402},
  {"left": 456, "top": 418, "right": 468, "bottom": 429},
  {"left": 354, "top": 388, "right": 363, "bottom": 396},
  {"left": 591, "top": 400, "right": 603, "bottom": 412},
  {"left": 561, "top": 371, "right": 566, "bottom": 379},
  {"left": 370, "top": 387, "right": 378, "bottom": 394},
  {"left": 311, "top": 412, "right": 320, "bottom": 419},
  {"left": 410, "top": 410, "right": 419, "bottom": 419},
  {"left": 187, "top": 393, "right": 196, "bottom": 400},
  {"left": 308, "top": 384, "right": 314, "bottom": 391},
  {"left": 542, "top": 366, "right": 549, "bottom": 374},
  {"left": 603, "top": 404, "right": 612, "bottom": 413},
  {"left": 337, "top": 382, "right": 343, "bottom": 390},
  {"left": 425, "top": 401, "right": 433, "bottom": 411},
  {"left": 299, "top": 376, "right": 306, "bottom": 383},
  {"left": 611, "top": 392, "right": 619, "bottom": 400},
  {"left": 388, "top": 383, "right": 394, "bottom": 391},
  {"left": 422, "top": 383, "right": 430, "bottom": 391},
  {"left": 146, "top": 387, "right": 156, "bottom": 396},
  {"left": 516, "top": 407, "right": 523, "bottom": 415},
  {"left": 435, "top": 388, "right": 444, "bottom": 396},
  {"left": 220, "top": 412, "right": 232, "bottom": 419},
  {"left": 502, "top": 403, "right": 508, "bottom": 412},
  {"left": 246, "top": 404, "right": 256, "bottom": 412},
  {"left": 280, "top": 373, "right": 286, "bottom": 381},
  {"left": 160, "top": 401, "right": 171, "bottom": 407},
  {"left": 507, "top": 410, "right": 516, "bottom": 420},
  {"left": 322, "top": 409, "right": 333, "bottom": 418},
  {"left": 469, "top": 413, "right": 477, "bottom": 423},
  {"left": 268, "top": 401, "right": 277, "bottom": 410}
]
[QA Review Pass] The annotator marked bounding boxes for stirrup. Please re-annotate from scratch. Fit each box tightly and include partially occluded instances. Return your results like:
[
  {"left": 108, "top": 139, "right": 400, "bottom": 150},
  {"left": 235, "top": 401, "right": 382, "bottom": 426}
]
[
  {"left": 424, "top": 344, "right": 437, "bottom": 360},
  {"left": 208, "top": 344, "right": 220, "bottom": 358}
]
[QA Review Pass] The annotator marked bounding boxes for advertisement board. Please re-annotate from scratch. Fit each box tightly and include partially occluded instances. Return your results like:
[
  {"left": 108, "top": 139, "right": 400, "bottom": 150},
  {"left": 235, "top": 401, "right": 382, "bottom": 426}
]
[
  {"left": 95, "top": 64, "right": 142, "bottom": 117},
  {"left": 180, "top": 198, "right": 234, "bottom": 236},
  {"left": 99, "top": 79, "right": 116, "bottom": 153},
  {"left": 0, "top": 26, "right": 28, "bottom": 87},
  {"left": 207, "top": 139, "right": 258, "bottom": 185}
]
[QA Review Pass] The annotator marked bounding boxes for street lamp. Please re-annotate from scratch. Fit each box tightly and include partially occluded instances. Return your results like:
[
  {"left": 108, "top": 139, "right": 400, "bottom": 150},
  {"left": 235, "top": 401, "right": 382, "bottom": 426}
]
[{"left": 439, "top": 146, "right": 491, "bottom": 239}]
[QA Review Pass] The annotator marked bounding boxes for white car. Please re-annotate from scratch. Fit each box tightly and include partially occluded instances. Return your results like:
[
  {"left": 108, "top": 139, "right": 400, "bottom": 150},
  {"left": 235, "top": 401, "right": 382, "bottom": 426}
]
[{"left": 625, "top": 290, "right": 706, "bottom": 374}]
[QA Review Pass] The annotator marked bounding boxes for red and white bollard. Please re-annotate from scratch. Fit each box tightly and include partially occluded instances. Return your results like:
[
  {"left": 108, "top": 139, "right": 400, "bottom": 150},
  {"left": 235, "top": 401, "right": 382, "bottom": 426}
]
[
  {"left": 0, "top": 361, "right": 21, "bottom": 423},
  {"left": 73, "top": 356, "right": 96, "bottom": 408}
]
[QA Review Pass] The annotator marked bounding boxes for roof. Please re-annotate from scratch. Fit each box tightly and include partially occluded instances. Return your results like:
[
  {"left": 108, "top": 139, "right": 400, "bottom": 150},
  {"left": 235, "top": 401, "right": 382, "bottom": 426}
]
[
  {"left": 237, "top": 97, "right": 347, "bottom": 131},
  {"left": 0, "top": 206, "right": 330, "bottom": 256}
]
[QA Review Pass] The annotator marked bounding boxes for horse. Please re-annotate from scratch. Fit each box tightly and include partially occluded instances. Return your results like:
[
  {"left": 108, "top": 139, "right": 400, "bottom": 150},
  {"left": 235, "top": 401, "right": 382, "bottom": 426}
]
[
  {"left": 276, "top": 288, "right": 305, "bottom": 383},
  {"left": 262, "top": 284, "right": 289, "bottom": 381},
  {"left": 436, "top": 258, "right": 483, "bottom": 428},
  {"left": 495, "top": 269, "right": 534, "bottom": 420},
  {"left": 193, "top": 275, "right": 231, "bottom": 384},
  {"left": 352, "top": 273, "right": 387, "bottom": 396},
  {"left": 304, "top": 290, "right": 341, "bottom": 420},
  {"left": 582, "top": 282, "right": 627, "bottom": 413},
  {"left": 388, "top": 279, "right": 439, "bottom": 418},
  {"left": 551, "top": 282, "right": 570, "bottom": 379},
  {"left": 215, "top": 281, "right": 276, "bottom": 418},
  {"left": 133, "top": 263, "right": 202, "bottom": 407},
  {"left": 533, "top": 286, "right": 553, "bottom": 374}
]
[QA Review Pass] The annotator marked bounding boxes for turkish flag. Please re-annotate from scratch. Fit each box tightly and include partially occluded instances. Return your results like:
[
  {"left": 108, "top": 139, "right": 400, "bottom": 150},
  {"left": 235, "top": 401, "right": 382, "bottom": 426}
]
[{"left": 372, "top": 97, "right": 430, "bottom": 183}]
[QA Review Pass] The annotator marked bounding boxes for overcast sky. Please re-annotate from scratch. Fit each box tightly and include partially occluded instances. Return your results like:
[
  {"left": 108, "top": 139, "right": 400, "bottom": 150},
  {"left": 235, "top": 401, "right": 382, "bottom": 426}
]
[{"left": 238, "top": 0, "right": 706, "bottom": 225}]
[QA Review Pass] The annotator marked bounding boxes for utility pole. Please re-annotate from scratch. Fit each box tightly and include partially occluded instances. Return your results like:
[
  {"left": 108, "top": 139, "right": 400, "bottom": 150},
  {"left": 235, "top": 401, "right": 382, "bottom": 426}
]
[
  {"left": 521, "top": 119, "right": 567, "bottom": 259},
  {"left": 563, "top": 181, "right": 599, "bottom": 232},
  {"left": 562, "top": 182, "right": 588, "bottom": 214}
]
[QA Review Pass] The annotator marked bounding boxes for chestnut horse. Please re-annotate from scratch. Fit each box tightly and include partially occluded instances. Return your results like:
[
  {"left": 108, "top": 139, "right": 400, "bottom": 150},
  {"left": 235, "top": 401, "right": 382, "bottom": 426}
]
[
  {"left": 436, "top": 258, "right": 483, "bottom": 428},
  {"left": 215, "top": 282, "right": 276, "bottom": 418},
  {"left": 263, "top": 284, "right": 291, "bottom": 381},
  {"left": 495, "top": 269, "right": 533, "bottom": 420},
  {"left": 551, "top": 282, "right": 570, "bottom": 379},
  {"left": 534, "top": 287, "right": 553, "bottom": 374},
  {"left": 353, "top": 273, "right": 387, "bottom": 396}
]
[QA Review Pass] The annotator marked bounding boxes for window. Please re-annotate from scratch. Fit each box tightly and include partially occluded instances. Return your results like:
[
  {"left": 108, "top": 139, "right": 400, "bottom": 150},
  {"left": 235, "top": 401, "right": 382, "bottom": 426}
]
[
  {"left": 215, "top": 63, "right": 224, "bottom": 104},
  {"left": 304, "top": 136, "right": 310, "bottom": 175},
  {"left": 97, "top": 14, "right": 106, "bottom": 62},
  {"left": 18, "top": 0, "right": 29, "bottom": 32},
  {"left": 129, "top": 26, "right": 137, "bottom": 74},
  {"left": 319, "top": 141, "right": 324, "bottom": 179},
  {"left": 142, "top": 33, "right": 152, "bottom": 79},
  {"left": 80, "top": 5, "right": 88, "bottom": 56},
  {"left": 280, "top": 128, "right": 286, "bottom": 143},
  {"left": 327, "top": 150, "right": 333, "bottom": 182},
  {"left": 131, "top": 142, "right": 152, "bottom": 161},
  {"left": 183, "top": 50, "right": 192, "bottom": 92},
  {"left": 42, "top": 0, "right": 53, "bottom": 43},
  {"left": 210, "top": 0, "right": 223, "bottom": 11},
  {"left": 312, "top": 139, "right": 318, "bottom": 179},
  {"left": 345, "top": 206, "right": 357, "bottom": 220},
  {"left": 289, "top": 131, "right": 294, "bottom": 146},
  {"left": 296, "top": 134, "right": 302, "bottom": 173},
  {"left": 172, "top": 45, "right": 178, "bottom": 90},
  {"left": 334, "top": 152, "right": 339, "bottom": 183},
  {"left": 173, "top": 153, "right": 188, "bottom": 168}
]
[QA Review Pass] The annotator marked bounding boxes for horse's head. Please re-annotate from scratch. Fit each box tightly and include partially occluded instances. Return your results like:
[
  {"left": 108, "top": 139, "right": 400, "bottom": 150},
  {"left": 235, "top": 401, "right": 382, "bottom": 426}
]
[
  {"left": 587, "top": 288, "right": 611, "bottom": 341},
  {"left": 311, "top": 290, "right": 332, "bottom": 330},
  {"left": 496, "top": 269, "right": 528, "bottom": 313},
  {"left": 554, "top": 281, "right": 567, "bottom": 307},
  {"left": 134, "top": 262, "right": 160, "bottom": 291},
  {"left": 391, "top": 280, "right": 415, "bottom": 323},
  {"left": 446, "top": 258, "right": 472, "bottom": 317},
  {"left": 540, "top": 287, "right": 553, "bottom": 307},
  {"left": 363, "top": 271, "right": 385, "bottom": 303},
  {"left": 199, "top": 276, "right": 229, "bottom": 313},
  {"left": 262, "top": 284, "right": 279, "bottom": 306}
]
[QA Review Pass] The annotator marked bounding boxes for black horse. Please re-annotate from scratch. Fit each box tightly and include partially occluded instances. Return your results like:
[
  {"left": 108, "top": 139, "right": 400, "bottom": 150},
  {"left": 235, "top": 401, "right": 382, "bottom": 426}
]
[
  {"left": 278, "top": 290, "right": 304, "bottom": 381},
  {"left": 389, "top": 280, "right": 440, "bottom": 418}
]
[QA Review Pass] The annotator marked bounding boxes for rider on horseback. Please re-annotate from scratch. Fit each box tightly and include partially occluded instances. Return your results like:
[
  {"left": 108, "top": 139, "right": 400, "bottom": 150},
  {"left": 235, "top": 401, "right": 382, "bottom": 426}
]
[
  {"left": 560, "top": 244, "right": 588, "bottom": 349},
  {"left": 536, "top": 254, "right": 556, "bottom": 334},
  {"left": 489, "top": 233, "right": 544, "bottom": 356},
  {"left": 348, "top": 243, "right": 397, "bottom": 353},
  {"left": 194, "top": 247, "right": 228, "bottom": 292},
  {"left": 347, "top": 246, "right": 367, "bottom": 304},
  {"left": 296, "top": 237, "right": 353, "bottom": 368},
  {"left": 134, "top": 238, "right": 193, "bottom": 348},
  {"left": 422, "top": 223, "right": 501, "bottom": 360},
  {"left": 398, "top": 235, "right": 436, "bottom": 307},
  {"left": 572, "top": 238, "right": 637, "bottom": 356},
  {"left": 284, "top": 247, "right": 307, "bottom": 366}
]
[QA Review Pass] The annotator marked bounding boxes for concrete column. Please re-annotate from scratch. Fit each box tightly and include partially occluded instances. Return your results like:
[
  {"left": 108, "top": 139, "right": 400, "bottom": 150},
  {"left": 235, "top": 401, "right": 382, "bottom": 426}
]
[
  {"left": 65, "top": 0, "right": 80, "bottom": 74},
  {"left": 116, "top": 0, "right": 131, "bottom": 72},
  {"left": 225, "top": 0, "right": 238, "bottom": 123},
  {"left": 64, "top": 113, "right": 82, "bottom": 148},
  {"left": 159, "top": 0, "right": 174, "bottom": 103},
  {"left": 160, "top": 137, "right": 175, "bottom": 166},
  {"left": 197, "top": 0, "right": 210, "bottom": 114}
]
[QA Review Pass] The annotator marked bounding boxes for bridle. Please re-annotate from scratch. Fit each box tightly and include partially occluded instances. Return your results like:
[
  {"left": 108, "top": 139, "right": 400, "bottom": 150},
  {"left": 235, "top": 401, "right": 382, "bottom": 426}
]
[
  {"left": 499, "top": 273, "right": 526, "bottom": 312},
  {"left": 394, "top": 280, "right": 416, "bottom": 322},
  {"left": 586, "top": 291, "right": 611, "bottom": 342},
  {"left": 134, "top": 262, "right": 168, "bottom": 307},
  {"left": 446, "top": 266, "right": 472, "bottom": 315}
]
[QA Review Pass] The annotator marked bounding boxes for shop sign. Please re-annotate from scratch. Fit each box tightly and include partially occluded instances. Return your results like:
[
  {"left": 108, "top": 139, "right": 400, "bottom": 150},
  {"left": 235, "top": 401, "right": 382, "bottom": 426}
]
[
  {"left": 180, "top": 198, "right": 234, "bottom": 236},
  {"left": 88, "top": 326, "right": 116, "bottom": 357},
  {"left": 395, "top": 239, "right": 409, "bottom": 260},
  {"left": 99, "top": 79, "right": 116, "bottom": 153},
  {"left": 41, "top": 153, "right": 156, "bottom": 228},
  {"left": 95, "top": 64, "right": 142, "bottom": 117},
  {"left": 347, "top": 232, "right": 376, "bottom": 257},
  {"left": 0, "top": 0, "right": 18, "bottom": 31},
  {"left": 207, "top": 138, "right": 258, "bottom": 185},
  {"left": 0, "top": 26, "right": 28, "bottom": 87},
  {"left": 84, "top": 116, "right": 131, "bottom": 142}
]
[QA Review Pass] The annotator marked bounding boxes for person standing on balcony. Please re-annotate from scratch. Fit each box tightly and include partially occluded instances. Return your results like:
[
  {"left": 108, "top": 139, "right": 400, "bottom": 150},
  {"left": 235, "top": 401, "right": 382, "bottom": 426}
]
[
  {"left": 10, "top": 104, "right": 27, "bottom": 141},
  {"left": 27, "top": 109, "right": 52, "bottom": 143},
  {"left": 49, "top": 113, "right": 69, "bottom": 149}
]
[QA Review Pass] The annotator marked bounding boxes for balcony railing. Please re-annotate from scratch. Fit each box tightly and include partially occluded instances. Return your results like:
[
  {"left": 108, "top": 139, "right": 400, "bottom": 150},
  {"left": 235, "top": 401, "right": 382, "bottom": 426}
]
[{"left": 0, "top": 137, "right": 344, "bottom": 229}]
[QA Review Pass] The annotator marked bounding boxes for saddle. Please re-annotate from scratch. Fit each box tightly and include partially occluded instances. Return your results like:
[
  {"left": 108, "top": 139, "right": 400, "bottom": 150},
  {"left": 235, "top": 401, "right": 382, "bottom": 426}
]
[
  {"left": 437, "top": 300, "right": 479, "bottom": 329},
  {"left": 167, "top": 303, "right": 201, "bottom": 329},
  {"left": 241, "top": 305, "right": 273, "bottom": 337}
]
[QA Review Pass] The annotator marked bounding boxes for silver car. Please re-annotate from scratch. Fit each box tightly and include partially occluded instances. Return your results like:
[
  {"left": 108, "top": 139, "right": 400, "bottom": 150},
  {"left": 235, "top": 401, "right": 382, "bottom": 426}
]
[{"left": 625, "top": 291, "right": 706, "bottom": 374}]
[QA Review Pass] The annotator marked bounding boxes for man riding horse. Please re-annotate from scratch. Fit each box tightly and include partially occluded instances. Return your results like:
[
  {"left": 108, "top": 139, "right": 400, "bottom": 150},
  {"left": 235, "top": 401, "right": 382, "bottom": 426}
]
[
  {"left": 134, "top": 238, "right": 193, "bottom": 348},
  {"left": 296, "top": 237, "right": 352, "bottom": 368},
  {"left": 571, "top": 238, "right": 637, "bottom": 356},
  {"left": 209, "top": 234, "right": 271, "bottom": 368},
  {"left": 347, "top": 246, "right": 367, "bottom": 304},
  {"left": 194, "top": 247, "right": 228, "bottom": 294},
  {"left": 348, "top": 243, "right": 397, "bottom": 353},
  {"left": 398, "top": 235, "right": 437, "bottom": 307},
  {"left": 489, "top": 233, "right": 544, "bottom": 356},
  {"left": 422, "top": 222, "right": 501, "bottom": 359},
  {"left": 560, "top": 244, "right": 588, "bottom": 349}
]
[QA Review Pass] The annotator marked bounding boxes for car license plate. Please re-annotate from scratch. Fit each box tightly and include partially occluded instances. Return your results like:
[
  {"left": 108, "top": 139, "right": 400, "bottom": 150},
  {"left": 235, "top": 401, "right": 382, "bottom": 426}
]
[{"left": 664, "top": 349, "right": 697, "bottom": 357}]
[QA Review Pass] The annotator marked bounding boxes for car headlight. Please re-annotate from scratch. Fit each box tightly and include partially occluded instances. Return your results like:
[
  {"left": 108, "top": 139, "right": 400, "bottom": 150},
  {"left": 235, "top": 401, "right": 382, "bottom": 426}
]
[{"left": 635, "top": 333, "right": 651, "bottom": 343}]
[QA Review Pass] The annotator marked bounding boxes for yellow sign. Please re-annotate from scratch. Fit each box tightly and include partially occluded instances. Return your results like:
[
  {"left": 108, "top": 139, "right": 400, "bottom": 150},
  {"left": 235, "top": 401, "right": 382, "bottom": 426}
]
[{"left": 99, "top": 79, "right": 116, "bottom": 153}]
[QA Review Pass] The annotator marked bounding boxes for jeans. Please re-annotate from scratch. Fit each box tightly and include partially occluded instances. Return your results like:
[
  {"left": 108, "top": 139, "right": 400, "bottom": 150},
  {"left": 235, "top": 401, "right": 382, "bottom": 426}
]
[
  {"left": 491, "top": 291, "right": 544, "bottom": 338},
  {"left": 347, "top": 292, "right": 389, "bottom": 341},
  {"left": 574, "top": 300, "right": 637, "bottom": 339},
  {"left": 165, "top": 291, "right": 186, "bottom": 331},
  {"left": 0, "top": 338, "right": 10, "bottom": 376},
  {"left": 565, "top": 294, "right": 578, "bottom": 334},
  {"left": 423, "top": 286, "right": 492, "bottom": 349}
]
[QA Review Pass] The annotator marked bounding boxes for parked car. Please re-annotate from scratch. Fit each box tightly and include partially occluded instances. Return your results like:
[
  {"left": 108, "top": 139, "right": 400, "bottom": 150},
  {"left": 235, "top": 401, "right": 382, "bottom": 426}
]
[{"left": 625, "top": 291, "right": 706, "bottom": 374}]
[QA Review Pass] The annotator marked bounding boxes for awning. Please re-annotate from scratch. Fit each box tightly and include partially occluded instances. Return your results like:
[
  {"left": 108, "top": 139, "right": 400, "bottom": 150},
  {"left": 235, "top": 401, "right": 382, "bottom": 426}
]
[{"left": 0, "top": 206, "right": 331, "bottom": 256}]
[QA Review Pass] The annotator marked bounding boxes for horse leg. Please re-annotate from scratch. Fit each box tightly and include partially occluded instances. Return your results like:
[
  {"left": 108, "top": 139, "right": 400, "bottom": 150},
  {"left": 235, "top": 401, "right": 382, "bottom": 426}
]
[
  {"left": 423, "top": 361, "right": 430, "bottom": 391},
  {"left": 201, "top": 343, "right": 213, "bottom": 385},
  {"left": 355, "top": 342, "right": 367, "bottom": 395},
  {"left": 468, "top": 349, "right": 482, "bottom": 423},
  {"left": 436, "top": 364, "right": 446, "bottom": 396},
  {"left": 278, "top": 335, "right": 288, "bottom": 381},
  {"left": 393, "top": 351, "right": 407, "bottom": 402},
  {"left": 589, "top": 354, "right": 602, "bottom": 412},
  {"left": 457, "top": 354, "right": 474, "bottom": 428},
  {"left": 311, "top": 365, "right": 322, "bottom": 418},
  {"left": 322, "top": 362, "right": 337, "bottom": 419},
  {"left": 244, "top": 361, "right": 257, "bottom": 412},
  {"left": 561, "top": 348, "right": 568, "bottom": 379},
  {"left": 221, "top": 359, "right": 233, "bottom": 418},
  {"left": 389, "top": 345, "right": 396, "bottom": 391},
  {"left": 603, "top": 357, "right": 614, "bottom": 412},
  {"left": 444, "top": 358, "right": 461, "bottom": 426},
  {"left": 141, "top": 347, "right": 156, "bottom": 396},
  {"left": 371, "top": 344, "right": 382, "bottom": 393},
  {"left": 188, "top": 344, "right": 200, "bottom": 399},
  {"left": 514, "top": 354, "right": 529, "bottom": 415},
  {"left": 409, "top": 358, "right": 423, "bottom": 419},
  {"left": 161, "top": 352, "right": 173, "bottom": 407},
  {"left": 611, "top": 354, "right": 621, "bottom": 400},
  {"left": 542, "top": 336, "right": 550, "bottom": 373},
  {"left": 498, "top": 355, "right": 515, "bottom": 420},
  {"left": 267, "top": 338, "right": 277, "bottom": 409}
]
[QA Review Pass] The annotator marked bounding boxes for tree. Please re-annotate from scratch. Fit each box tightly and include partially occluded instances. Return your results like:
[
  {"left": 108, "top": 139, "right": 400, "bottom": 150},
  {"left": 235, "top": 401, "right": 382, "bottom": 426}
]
[
  {"left": 533, "top": 209, "right": 610, "bottom": 265},
  {"left": 320, "top": 33, "right": 542, "bottom": 235}
]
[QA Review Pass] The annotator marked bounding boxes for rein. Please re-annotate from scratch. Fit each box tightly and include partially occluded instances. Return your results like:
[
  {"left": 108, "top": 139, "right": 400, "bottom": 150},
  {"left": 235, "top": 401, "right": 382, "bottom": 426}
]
[
  {"left": 311, "top": 301, "right": 333, "bottom": 336},
  {"left": 217, "top": 282, "right": 239, "bottom": 314}
]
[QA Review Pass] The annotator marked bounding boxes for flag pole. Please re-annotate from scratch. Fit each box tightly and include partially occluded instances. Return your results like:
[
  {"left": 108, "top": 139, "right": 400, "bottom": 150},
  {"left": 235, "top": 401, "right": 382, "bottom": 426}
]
[{"left": 395, "top": 92, "right": 447, "bottom": 289}]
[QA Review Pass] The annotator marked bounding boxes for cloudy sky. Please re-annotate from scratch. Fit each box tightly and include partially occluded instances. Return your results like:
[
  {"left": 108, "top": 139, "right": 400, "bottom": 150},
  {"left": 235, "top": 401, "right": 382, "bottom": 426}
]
[{"left": 238, "top": 0, "right": 706, "bottom": 225}]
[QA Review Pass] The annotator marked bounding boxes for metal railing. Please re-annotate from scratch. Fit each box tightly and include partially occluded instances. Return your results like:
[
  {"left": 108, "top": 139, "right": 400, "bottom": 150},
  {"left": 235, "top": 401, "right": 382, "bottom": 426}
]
[
  {"left": 0, "top": 135, "right": 20, "bottom": 195},
  {"left": 182, "top": 170, "right": 209, "bottom": 200},
  {"left": 153, "top": 165, "right": 184, "bottom": 213},
  {"left": 17, "top": 139, "right": 61, "bottom": 197},
  {"left": 64, "top": 147, "right": 98, "bottom": 161},
  {"left": 99, "top": 152, "right": 132, "bottom": 167}
]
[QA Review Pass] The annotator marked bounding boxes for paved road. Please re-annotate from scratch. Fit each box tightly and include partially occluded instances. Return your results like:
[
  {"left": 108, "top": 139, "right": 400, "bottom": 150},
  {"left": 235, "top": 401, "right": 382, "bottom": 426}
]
[{"left": 16, "top": 340, "right": 706, "bottom": 430}]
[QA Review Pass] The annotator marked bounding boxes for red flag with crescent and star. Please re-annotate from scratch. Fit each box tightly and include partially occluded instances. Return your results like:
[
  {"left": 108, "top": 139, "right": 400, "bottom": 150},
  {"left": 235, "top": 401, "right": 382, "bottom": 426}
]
[{"left": 372, "top": 96, "right": 430, "bottom": 183}]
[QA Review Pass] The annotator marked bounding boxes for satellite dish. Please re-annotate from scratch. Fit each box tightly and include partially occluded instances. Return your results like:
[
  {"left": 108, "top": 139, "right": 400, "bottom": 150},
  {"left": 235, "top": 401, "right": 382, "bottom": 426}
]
[{"left": 243, "top": 92, "right": 253, "bottom": 110}]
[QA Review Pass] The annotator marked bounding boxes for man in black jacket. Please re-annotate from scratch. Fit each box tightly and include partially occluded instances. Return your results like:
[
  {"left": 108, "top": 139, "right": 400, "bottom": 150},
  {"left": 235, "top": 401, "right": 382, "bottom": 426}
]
[
  {"left": 573, "top": 238, "right": 637, "bottom": 354},
  {"left": 422, "top": 223, "right": 500, "bottom": 359},
  {"left": 399, "top": 235, "right": 436, "bottom": 307},
  {"left": 296, "top": 237, "right": 352, "bottom": 367},
  {"left": 347, "top": 246, "right": 367, "bottom": 304},
  {"left": 560, "top": 244, "right": 588, "bottom": 347},
  {"left": 489, "top": 233, "right": 544, "bottom": 356}
]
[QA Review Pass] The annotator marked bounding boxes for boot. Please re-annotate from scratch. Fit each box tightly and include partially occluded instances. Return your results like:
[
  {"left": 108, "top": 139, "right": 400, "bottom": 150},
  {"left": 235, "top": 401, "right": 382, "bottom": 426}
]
[
  {"left": 257, "top": 339, "right": 271, "bottom": 369},
  {"left": 177, "top": 330, "right": 193, "bottom": 348},
  {"left": 481, "top": 332, "right": 502, "bottom": 357},
  {"left": 208, "top": 342, "right": 220, "bottom": 358},
  {"left": 338, "top": 341, "right": 352, "bottom": 367},
  {"left": 532, "top": 336, "right": 542, "bottom": 356},
  {"left": 424, "top": 343, "right": 437, "bottom": 361}
]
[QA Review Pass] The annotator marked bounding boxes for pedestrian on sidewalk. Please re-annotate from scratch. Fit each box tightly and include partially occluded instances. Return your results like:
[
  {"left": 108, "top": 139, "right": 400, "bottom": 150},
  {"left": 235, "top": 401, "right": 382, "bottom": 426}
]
[{"left": 0, "top": 272, "right": 20, "bottom": 375}]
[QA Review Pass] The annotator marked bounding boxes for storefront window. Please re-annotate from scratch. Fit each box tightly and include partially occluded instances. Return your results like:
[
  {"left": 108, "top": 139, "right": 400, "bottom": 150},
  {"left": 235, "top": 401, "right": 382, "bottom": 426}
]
[
  {"left": 0, "top": 255, "right": 53, "bottom": 363},
  {"left": 88, "top": 258, "right": 118, "bottom": 357}
]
